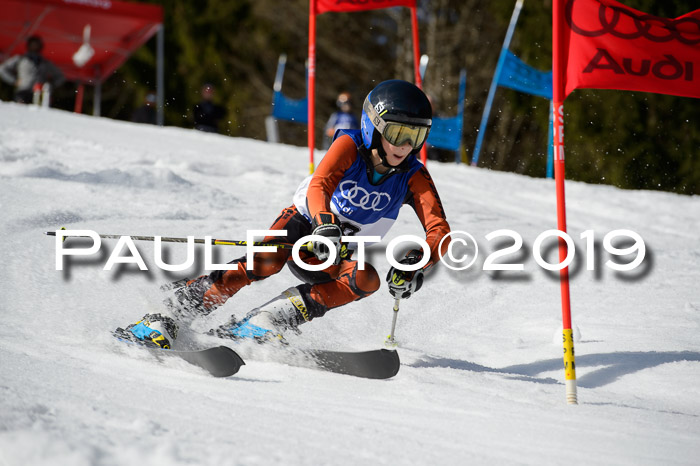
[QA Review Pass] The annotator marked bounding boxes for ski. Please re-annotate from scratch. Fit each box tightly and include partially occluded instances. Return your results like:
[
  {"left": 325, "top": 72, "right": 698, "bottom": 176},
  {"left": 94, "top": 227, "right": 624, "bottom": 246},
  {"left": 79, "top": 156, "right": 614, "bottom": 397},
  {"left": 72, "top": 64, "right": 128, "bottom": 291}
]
[
  {"left": 115, "top": 328, "right": 397, "bottom": 379},
  {"left": 115, "top": 329, "right": 245, "bottom": 377},
  {"left": 232, "top": 343, "right": 401, "bottom": 379},
  {"left": 301, "top": 348, "right": 401, "bottom": 379},
  {"left": 156, "top": 346, "right": 245, "bottom": 378}
]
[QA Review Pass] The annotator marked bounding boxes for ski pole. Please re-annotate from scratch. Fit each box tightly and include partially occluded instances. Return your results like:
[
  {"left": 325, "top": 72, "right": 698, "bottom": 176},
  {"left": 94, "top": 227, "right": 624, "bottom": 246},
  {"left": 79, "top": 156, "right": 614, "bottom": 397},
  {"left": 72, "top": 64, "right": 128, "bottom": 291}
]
[
  {"left": 385, "top": 298, "right": 401, "bottom": 348},
  {"left": 45, "top": 230, "right": 312, "bottom": 251}
]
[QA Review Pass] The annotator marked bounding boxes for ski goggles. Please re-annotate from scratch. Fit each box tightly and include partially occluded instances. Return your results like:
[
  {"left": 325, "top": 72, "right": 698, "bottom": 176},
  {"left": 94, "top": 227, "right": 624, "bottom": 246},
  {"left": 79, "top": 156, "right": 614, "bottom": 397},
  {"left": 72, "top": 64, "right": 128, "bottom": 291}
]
[{"left": 363, "top": 98, "right": 431, "bottom": 149}]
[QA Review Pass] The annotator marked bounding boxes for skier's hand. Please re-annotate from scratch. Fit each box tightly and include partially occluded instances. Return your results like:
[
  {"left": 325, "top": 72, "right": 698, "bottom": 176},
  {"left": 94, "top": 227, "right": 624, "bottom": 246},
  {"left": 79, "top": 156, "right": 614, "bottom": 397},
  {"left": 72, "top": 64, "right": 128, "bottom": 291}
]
[
  {"left": 310, "top": 211, "right": 343, "bottom": 265},
  {"left": 386, "top": 249, "right": 425, "bottom": 299}
]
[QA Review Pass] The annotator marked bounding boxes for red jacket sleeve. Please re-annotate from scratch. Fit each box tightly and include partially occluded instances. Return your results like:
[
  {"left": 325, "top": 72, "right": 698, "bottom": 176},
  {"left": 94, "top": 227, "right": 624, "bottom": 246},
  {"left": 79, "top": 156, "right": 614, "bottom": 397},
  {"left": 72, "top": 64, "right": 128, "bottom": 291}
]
[
  {"left": 406, "top": 166, "right": 451, "bottom": 269},
  {"left": 306, "top": 134, "right": 357, "bottom": 219}
]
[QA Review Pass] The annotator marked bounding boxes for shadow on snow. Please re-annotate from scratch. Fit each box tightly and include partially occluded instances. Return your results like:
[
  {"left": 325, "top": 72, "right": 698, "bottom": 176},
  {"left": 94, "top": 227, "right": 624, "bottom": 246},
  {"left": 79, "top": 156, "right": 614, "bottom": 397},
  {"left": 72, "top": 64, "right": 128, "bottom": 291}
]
[{"left": 409, "top": 351, "right": 700, "bottom": 388}]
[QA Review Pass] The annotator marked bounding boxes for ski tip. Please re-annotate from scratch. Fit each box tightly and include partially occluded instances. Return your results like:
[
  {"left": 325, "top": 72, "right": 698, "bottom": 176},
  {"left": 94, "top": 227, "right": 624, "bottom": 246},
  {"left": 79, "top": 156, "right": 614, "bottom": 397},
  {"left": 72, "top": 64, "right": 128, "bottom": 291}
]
[
  {"left": 380, "top": 349, "right": 400, "bottom": 379},
  {"left": 199, "top": 346, "right": 245, "bottom": 377},
  {"left": 217, "top": 345, "right": 246, "bottom": 366}
]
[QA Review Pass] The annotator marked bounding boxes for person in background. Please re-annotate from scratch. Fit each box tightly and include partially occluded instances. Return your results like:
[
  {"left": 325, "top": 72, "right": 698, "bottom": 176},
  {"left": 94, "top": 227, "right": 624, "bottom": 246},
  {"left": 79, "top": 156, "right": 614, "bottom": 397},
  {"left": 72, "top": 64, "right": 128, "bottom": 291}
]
[
  {"left": 0, "top": 35, "right": 65, "bottom": 104},
  {"left": 324, "top": 91, "right": 360, "bottom": 149},
  {"left": 194, "top": 83, "right": 226, "bottom": 133},
  {"left": 131, "top": 92, "right": 157, "bottom": 125}
]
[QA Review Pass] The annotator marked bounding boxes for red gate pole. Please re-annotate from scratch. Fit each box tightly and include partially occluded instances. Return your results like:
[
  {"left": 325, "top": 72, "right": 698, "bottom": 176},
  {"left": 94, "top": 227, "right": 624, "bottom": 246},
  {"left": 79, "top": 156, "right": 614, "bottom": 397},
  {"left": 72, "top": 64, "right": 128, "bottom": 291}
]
[
  {"left": 74, "top": 82, "right": 84, "bottom": 114},
  {"left": 552, "top": 0, "right": 577, "bottom": 405},
  {"left": 552, "top": 101, "right": 577, "bottom": 405},
  {"left": 410, "top": 6, "right": 428, "bottom": 166},
  {"left": 307, "top": 0, "right": 317, "bottom": 174}
]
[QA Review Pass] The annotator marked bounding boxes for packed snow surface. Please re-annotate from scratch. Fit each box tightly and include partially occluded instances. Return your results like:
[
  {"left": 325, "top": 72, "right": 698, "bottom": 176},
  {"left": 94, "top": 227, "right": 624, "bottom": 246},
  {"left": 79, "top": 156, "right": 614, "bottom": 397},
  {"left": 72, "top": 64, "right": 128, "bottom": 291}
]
[{"left": 1, "top": 103, "right": 699, "bottom": 465}]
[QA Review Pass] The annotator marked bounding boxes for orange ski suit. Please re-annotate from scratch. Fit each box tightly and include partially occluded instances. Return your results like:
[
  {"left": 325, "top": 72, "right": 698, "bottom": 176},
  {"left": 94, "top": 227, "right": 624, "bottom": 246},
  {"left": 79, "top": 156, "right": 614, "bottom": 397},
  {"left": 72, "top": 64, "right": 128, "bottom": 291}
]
[{"left": 184, "top": 134, "right": 450, "bottom": 321}]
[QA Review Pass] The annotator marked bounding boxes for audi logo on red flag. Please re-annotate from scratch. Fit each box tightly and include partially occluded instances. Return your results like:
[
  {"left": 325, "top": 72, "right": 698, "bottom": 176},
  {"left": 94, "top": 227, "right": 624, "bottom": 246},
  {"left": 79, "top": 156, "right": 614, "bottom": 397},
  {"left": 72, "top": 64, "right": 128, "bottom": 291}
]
[
  {"left": 554, "top": 0, "right": 700, "bottom": 99},
  {"left": 565, "top": 0, "right": 700, "bottom": 44}
]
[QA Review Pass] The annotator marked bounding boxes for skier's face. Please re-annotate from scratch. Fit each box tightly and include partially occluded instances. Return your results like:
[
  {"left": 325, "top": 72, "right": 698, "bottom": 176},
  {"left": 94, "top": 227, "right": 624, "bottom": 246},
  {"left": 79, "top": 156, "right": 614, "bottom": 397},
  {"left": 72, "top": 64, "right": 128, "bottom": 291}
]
[{"left": 381, "top": 136, "right": 413, "bottom": 166}]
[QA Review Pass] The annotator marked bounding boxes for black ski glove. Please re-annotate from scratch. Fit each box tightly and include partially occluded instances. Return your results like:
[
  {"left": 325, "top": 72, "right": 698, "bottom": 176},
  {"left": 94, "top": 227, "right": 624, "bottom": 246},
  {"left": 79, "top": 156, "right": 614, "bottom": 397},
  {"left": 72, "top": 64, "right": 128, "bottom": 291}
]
[
  {"left": 386, "top": 249, "right": 425, "bottom": 299},
  {"left": 310, "top": 211, "right": 343, "bottom": 265}
]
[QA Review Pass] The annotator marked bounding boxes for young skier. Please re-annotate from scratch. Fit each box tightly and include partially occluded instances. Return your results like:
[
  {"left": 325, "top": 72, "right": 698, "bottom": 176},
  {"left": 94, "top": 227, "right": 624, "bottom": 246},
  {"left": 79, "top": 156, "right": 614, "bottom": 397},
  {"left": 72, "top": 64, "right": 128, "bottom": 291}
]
[{"left": 117, "top": 79, "right": 451, "bottom": 348}]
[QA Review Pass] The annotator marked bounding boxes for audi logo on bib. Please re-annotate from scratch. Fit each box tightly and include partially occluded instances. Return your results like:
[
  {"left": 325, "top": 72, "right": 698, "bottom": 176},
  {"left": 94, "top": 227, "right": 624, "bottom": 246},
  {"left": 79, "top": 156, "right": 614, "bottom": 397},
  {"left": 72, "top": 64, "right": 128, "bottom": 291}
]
[{"left": 338, "top": 180, "right": 391, "bottom": 211}]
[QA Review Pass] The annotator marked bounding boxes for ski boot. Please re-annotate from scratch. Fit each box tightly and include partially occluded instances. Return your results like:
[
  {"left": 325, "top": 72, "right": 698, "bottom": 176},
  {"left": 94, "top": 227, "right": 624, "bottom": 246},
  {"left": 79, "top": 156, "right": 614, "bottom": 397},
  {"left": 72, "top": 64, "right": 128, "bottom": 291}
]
[
  {"left": 211, "top": 287, "right": 311, "bottom": 344},
  {"left": 115, "top": 313, "right": 179, "bottom": 349}
]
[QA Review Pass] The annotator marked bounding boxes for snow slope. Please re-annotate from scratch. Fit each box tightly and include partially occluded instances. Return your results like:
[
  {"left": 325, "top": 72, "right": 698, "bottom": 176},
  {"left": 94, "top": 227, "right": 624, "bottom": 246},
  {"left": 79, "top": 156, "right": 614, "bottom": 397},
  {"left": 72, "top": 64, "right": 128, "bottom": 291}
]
[{"left": 1, "top": 103, "right": 699, "bottom": 465}]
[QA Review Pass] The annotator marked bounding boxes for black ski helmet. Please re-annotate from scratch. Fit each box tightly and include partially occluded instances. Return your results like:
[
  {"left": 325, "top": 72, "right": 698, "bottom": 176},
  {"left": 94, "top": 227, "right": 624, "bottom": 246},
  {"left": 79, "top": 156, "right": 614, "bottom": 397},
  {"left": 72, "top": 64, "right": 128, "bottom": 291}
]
[{"left": 360, "top": 80, "right": 432, "bottom": 155}]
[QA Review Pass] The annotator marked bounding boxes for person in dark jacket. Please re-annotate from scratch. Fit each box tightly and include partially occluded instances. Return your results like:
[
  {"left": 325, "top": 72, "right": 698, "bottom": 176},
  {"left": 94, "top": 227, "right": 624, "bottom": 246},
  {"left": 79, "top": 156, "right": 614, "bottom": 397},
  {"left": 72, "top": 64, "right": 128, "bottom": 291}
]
[
  {"left": 193, "top": 83, "right": 226, "bottom": 133},
  {"left": 0, "top": 36, "right": 65, "bottom": 104},
  {"left": 131, "top": 92, "right": 157, "bottom": 125}
]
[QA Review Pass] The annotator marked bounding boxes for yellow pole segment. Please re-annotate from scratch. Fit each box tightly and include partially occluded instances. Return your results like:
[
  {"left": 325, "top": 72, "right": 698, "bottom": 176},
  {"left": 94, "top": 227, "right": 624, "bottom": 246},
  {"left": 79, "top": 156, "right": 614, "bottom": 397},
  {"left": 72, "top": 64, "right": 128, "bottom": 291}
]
[{"left": 562, "top": 328, "right": 578, "bottom": 405}]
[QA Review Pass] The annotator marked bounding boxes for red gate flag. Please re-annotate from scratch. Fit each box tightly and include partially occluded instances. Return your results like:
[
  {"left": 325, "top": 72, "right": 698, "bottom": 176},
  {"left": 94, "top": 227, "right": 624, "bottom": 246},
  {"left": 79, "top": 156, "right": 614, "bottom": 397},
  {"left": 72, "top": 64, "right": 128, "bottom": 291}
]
[
  {"left": 308, "top": 0, "right": 424, "bottom": 171},
  {"left": 316, "top": 0, "right": 415, "bottom": 14},
  {"left": 554, "top": 0, "right": 700, "bottom": 100}
]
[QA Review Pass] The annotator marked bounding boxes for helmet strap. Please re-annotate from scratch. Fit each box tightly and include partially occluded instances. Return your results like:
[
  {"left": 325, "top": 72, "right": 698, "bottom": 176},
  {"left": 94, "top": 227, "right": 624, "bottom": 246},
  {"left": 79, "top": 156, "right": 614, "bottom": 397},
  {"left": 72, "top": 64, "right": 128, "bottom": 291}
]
[
  {"left": 375, "top": 145, "right": 391, "bottom": 171},
  {"left": 363, "top": 130, "right": 383, "bottom": 167}
]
